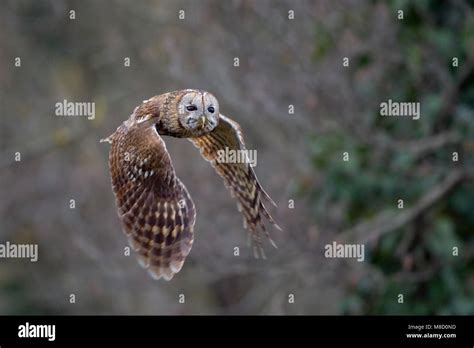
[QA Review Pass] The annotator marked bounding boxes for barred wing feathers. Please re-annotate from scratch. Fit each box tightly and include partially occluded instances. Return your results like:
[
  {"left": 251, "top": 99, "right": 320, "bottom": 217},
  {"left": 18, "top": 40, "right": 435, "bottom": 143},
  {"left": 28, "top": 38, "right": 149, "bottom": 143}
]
[
  {"left": 189, "top": 115, "right": 280, "bottom": 258},
  {"left": 107, "top": 124, "right": 196, "bottom": 280}
]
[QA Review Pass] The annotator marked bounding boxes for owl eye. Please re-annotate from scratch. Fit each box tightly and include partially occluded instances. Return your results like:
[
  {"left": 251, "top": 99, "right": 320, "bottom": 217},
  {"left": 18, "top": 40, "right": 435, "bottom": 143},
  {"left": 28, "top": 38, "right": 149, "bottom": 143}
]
[
  {"left": 186, "top": 105, "right": 198, "bottom": 111},
  {"left": 207, "top": 106, "right": 215, "bottom": 113}
]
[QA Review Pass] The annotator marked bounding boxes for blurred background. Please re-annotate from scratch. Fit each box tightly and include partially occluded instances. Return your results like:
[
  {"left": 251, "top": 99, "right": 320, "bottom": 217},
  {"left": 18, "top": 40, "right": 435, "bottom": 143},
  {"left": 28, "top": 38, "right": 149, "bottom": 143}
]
[{"left": 0, "top": 0, "right": 473, "bottom": 315}]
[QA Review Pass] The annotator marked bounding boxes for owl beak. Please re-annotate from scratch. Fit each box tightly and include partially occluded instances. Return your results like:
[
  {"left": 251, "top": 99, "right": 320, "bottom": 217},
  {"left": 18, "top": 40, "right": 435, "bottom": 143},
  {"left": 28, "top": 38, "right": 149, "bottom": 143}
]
[{"left": 199, "top": 116, "right": 206, "bottom": 129}]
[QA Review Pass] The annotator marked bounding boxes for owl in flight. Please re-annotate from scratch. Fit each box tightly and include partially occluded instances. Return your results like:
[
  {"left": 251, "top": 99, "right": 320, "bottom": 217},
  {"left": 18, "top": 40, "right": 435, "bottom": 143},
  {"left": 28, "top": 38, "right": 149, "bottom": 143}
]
[{"left": 101, "top": 89, "right": 280, "bottom": 280}]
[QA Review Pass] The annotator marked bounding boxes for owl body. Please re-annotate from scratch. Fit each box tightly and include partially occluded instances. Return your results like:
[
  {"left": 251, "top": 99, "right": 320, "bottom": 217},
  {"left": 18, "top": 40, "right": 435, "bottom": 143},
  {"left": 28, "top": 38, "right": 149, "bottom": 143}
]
[{"left": 102, "top": 89, "right": 279, "bottom": 280}]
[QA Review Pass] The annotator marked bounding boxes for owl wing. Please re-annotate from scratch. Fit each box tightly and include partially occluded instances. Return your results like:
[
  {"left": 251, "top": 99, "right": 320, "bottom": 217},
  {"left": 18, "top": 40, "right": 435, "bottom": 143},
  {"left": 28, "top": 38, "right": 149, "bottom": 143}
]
[
  {"left": 189, "top": 114, "right": 280, "bottom": 258},
  {"left": 106, "top": 124, "right": 196, "bottom": 281}
]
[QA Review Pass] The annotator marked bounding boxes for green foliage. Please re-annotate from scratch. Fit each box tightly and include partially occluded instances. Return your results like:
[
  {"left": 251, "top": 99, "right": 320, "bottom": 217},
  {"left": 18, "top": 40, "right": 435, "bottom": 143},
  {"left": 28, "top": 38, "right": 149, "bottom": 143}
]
[
  {"left": 311, "top": 24, "right": 333, "bottom": 62},
  {"left": 309, "top": 0, "right": 474, "bottom": 314}
]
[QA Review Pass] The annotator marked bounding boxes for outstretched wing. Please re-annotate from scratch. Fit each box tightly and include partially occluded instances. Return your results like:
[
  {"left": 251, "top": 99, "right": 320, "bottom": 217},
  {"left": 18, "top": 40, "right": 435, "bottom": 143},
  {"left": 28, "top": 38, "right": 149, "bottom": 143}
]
[
  {"left": 189, "top": 115, "right": 280, "bottom": 258},
  {"left": 105, "top": 124, "right": 195, "bottom": 280}
]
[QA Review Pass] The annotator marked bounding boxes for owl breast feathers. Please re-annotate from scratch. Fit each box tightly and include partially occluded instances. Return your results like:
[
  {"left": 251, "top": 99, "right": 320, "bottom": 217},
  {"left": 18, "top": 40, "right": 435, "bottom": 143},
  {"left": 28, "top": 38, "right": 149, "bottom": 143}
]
[{"left": 101, "top": 89, "right": 280, "bottom": 280}]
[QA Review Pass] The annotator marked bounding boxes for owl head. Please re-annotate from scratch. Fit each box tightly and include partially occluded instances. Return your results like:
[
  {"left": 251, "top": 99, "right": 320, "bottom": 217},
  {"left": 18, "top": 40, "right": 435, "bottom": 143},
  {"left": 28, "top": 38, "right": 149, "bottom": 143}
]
[
  {"left": 130, "top": 89, "right": 220, "bottom": 138},
  {"left": 176, "top": 89, "right": 219, "bottom": 136}
]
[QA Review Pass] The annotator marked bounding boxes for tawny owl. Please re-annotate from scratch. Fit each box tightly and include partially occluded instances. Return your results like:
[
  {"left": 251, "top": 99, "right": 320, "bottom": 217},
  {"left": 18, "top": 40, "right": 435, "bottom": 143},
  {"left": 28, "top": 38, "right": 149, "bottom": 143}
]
[{"left": 101, "top": 89, "right": 280, "bottom": 280}]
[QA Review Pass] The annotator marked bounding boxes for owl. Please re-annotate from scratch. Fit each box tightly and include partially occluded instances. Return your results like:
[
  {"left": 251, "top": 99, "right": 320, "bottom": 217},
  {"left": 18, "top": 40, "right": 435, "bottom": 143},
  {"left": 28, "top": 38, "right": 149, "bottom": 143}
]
[{"left": 101, "top": 89, "right": 280, "bottom": 280}]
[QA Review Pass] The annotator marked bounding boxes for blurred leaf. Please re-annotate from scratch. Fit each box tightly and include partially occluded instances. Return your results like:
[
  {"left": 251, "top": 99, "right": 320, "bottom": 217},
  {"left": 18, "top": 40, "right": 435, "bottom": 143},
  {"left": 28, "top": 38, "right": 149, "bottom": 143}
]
[
  {"left": 312, "top": 25, "right": 333, "bottom": 61},
  {"left": 427, "top": 217, "right": 458, "bottom": 260}
]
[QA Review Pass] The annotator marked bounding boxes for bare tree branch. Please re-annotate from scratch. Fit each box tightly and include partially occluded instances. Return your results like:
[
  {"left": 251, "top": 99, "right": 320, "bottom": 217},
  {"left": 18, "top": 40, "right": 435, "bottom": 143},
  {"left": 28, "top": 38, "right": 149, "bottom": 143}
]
[
  {"left": 433, "top": 56, "right": 474, "bottom": 133},
  {"left": 341, "top": 169, "right": 466, "bottom": 244},
  {"left": 403, "top": 131, "right": 461, "bottom": 160}
]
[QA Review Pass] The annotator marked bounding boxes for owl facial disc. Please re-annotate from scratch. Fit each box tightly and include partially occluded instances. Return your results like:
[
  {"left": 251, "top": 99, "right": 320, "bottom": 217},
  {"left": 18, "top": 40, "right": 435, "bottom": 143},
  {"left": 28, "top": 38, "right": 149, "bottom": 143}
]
[{"left": 177, "top": 90, "right": 219, "bottom": 135}]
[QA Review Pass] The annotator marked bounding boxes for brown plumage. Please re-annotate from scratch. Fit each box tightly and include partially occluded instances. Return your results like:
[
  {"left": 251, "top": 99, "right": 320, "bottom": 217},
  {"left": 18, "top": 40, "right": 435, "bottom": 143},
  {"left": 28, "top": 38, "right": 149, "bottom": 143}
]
[{"left": 101, "top": 89, "right": 280, "bottom": 280}]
